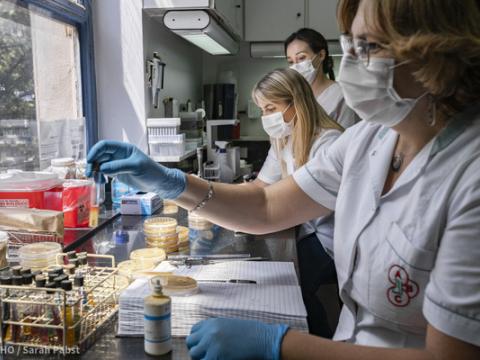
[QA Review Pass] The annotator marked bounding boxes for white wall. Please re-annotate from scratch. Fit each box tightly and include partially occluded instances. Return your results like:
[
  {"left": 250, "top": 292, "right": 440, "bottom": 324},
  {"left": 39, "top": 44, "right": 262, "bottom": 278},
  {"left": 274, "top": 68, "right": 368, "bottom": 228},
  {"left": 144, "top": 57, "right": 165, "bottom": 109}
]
[
  {"left": 93, "top": 0, "right": 203, "bottom": 152},
  {"left": 143, "top": 14, "right": 203, "bottom": 119},
  {"left": 93, "top": 0, "right": 147, "bottom": 150},
  {"left": 203, "top": 42, "right": 287, "bottom": 139}
]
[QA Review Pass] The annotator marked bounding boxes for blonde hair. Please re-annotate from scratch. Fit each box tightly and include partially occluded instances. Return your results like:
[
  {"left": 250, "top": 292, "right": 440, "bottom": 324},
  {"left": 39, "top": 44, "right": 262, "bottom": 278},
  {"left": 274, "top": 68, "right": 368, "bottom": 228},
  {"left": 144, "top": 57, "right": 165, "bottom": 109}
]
[
  {"left": 337, "top": 0, "right": 480, "bottom": 117},
  {"left": 252, "top": 68, "right": 343, "bottom": 175}
]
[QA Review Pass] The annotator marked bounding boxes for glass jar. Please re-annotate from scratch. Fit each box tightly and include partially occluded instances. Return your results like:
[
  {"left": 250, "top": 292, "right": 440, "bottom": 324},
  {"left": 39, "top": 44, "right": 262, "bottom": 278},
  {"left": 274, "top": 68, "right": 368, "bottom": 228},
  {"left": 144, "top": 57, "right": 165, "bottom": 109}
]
[
  {"left": 50, "top": 157, "right": 76, "bottom": 179},
  {"left": 75, "top": 159, "right": 87, "bottom": 179},
  {"left": 0, "top": 231, "right": 8, "bottom": 269}
]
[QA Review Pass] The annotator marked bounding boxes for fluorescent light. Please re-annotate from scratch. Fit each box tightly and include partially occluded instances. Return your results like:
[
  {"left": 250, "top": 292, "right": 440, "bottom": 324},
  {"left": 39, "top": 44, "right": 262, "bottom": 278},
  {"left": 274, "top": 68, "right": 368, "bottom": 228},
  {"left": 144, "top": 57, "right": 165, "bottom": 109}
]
[
  {"left": 164, "top": 10, "right": 239, "bottom": 55},
  {"left": 181, "top": 33, "right": 230, "bottom": 55}
]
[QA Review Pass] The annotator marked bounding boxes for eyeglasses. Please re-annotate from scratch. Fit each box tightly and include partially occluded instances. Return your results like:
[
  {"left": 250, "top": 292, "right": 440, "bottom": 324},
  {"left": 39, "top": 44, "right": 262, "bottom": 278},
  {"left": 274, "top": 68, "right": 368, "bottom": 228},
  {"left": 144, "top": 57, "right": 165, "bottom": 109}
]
[{"left": 340, "top": 34, "right": 384, "bottom": 67}]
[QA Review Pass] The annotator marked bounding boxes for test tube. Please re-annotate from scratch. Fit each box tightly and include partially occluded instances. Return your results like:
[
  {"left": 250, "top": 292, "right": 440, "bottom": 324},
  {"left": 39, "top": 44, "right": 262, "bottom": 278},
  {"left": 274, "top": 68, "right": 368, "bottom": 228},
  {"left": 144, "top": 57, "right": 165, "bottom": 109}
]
[{"left": 89, "top": 165, "right": 100, "bottom": 228}]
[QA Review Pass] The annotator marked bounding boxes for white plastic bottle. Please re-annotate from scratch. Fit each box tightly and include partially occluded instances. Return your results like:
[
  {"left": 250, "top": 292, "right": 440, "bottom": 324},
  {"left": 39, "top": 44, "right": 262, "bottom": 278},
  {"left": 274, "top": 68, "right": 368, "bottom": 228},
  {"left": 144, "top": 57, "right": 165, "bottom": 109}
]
[
  {"left": 144, "top": 276, "right": 172, "bottom": 356},
  {"left": 215, "top": 141, "right": 234, "bottom": 183}
]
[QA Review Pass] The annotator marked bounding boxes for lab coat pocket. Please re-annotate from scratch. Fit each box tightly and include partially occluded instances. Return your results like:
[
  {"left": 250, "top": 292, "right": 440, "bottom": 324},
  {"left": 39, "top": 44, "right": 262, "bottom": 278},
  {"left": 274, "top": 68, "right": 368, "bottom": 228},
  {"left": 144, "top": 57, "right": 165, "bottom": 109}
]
[{"left": 367, "top": 222, "right": 436, "bottom": 331}]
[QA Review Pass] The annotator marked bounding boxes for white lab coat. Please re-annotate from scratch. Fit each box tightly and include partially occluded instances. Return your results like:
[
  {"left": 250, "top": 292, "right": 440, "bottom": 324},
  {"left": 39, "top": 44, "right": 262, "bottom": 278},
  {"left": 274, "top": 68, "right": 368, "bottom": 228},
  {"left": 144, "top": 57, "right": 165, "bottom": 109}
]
[
  {"left": 293, "top": 105, "right": 480, "bottom": 347},
  {"left": 257, "top": 130, "right": 341, "bottom": 255},
  {"left": 316, "top": 83, "right": 359, "bottom": 129}
]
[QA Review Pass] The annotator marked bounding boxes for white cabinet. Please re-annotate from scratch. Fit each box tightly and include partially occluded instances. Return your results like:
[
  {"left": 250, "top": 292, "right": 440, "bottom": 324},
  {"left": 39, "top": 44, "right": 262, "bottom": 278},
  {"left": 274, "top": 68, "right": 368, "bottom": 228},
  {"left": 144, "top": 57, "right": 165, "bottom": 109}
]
[
  {"left": 215, "top": 0, "right": 244, "bottom": 39},
  {"left": 244, "top": 0, "right": 305, "bottom": 42},
  {"left": 307, "top": 0, "right": 340, "bottom": 40}
]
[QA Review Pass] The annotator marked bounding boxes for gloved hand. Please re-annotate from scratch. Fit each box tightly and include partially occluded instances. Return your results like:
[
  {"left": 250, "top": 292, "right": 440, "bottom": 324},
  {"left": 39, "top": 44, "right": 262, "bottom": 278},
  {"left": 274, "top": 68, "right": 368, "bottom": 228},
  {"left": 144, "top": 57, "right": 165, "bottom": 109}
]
[
  {"left": 86, "top": 140, "right": 186, "bottom": 199},
  {"left": 186, "top": 318, "right": 289, "bottom": 360}
]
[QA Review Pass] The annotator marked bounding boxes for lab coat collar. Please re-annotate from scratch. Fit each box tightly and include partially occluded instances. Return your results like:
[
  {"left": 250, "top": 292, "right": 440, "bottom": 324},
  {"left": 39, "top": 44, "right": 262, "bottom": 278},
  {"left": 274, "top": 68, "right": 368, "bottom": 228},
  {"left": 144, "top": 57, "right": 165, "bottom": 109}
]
[{"left": 430, "top": 103, "right": 480, "bottom": 157}]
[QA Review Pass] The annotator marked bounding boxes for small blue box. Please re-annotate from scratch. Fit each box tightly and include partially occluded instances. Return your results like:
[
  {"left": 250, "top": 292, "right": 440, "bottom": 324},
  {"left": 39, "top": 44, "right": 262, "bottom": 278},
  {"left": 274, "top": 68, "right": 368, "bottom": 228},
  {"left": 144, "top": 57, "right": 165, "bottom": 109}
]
[{"left": 120, "top": 192, "right": 162, "bottom": 215}]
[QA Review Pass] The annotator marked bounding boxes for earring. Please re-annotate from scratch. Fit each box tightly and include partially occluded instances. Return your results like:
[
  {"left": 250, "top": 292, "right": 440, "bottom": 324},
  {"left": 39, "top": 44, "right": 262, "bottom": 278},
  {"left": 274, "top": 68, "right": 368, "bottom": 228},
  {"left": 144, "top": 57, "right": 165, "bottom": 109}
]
[{"left": 427, "top": 95, "right": 436, "bottom": 127}]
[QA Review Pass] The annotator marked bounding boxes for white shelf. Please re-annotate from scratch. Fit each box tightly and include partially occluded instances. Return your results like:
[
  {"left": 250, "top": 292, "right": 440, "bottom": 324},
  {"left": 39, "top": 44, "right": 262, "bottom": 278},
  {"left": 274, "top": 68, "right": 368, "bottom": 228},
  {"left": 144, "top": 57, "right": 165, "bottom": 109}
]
[
  {"left": 206, "top": 119, "right": 240, "bottom": 126},
  {"left": 150, "top": 145, "right": 205, "bottom": 163},
  {"left": 235, "top": 136, "right": 269, "bottom": 142},
  {"left": 151, "top": 148, "right": 196, "bottom": 163}
]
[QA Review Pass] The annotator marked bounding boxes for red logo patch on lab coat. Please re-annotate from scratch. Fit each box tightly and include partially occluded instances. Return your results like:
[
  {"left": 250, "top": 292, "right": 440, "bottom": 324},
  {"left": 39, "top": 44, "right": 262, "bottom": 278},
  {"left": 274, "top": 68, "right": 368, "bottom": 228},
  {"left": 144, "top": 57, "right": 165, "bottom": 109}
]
[{"left": 386, "top": 265, "right": 419, "bottom": 307}]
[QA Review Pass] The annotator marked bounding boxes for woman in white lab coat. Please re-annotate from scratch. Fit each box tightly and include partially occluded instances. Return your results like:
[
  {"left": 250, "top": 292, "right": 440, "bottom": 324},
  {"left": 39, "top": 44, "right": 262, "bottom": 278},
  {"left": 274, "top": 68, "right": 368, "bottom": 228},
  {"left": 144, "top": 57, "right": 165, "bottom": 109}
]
[
  {"left": 250, "top": 68, "right": 343, "bottom": 338},
  {"left": 251, "top": 68, "right": 342, "bottom": 338},
  {"left": 87, "top": 0, "right": 480, "bottom": 358},
  {"left": 285, "top": 28, "right": 359, "bottom": 129}
]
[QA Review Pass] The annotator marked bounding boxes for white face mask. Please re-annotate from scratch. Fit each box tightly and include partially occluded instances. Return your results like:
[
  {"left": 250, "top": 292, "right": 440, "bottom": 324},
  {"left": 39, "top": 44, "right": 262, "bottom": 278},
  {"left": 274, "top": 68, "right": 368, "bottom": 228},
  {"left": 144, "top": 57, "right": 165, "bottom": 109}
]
[
  {"left": 261, "top": 103, "right": 294, "bottom": 139},
  {"left": 290, "top": 56, "right": 318, "bottom": 84},
  {"left": 337, "top": 54, "right": 427, "bottom": 127}
]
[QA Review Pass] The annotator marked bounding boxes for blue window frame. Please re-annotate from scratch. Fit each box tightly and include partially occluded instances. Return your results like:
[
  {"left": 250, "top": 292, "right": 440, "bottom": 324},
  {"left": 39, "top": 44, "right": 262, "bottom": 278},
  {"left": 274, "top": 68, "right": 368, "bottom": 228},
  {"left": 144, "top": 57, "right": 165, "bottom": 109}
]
[{"left": 21, "top": 0, "right": 98, "bottom": 149}]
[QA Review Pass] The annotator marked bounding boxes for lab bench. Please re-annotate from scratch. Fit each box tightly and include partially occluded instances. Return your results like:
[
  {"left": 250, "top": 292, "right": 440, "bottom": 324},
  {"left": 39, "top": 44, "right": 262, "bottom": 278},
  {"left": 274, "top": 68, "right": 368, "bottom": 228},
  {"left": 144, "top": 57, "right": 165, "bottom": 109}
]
[{"left": 2, "top": 208, "right": 298, "bottom": 359}]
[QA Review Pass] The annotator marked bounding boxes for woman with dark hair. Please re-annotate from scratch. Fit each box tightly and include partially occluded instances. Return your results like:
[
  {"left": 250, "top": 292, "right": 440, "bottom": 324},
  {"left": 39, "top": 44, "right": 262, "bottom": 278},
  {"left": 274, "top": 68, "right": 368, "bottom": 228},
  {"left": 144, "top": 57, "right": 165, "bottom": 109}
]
[{"left": 285, "top": 28, "right": 358, "bottom": 129}]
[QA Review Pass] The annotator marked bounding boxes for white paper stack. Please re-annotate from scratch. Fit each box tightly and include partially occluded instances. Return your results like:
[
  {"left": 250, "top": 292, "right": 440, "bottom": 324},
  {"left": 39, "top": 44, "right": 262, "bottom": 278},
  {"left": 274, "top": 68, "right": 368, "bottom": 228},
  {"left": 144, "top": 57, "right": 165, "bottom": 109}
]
[{"left": 118, "top": 261, "right": 308, "bottom": 337}]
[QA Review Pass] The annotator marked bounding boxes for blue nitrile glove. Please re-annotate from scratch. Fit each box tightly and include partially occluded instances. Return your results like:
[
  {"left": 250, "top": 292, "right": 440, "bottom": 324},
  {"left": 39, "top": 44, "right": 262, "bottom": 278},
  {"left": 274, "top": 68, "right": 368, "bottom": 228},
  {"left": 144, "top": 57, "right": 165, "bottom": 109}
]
[
  {"left": 186, "top": 318, "right": 289, "bottom": 360},
  {"left": 86, "top": 140, "right": 186, "bottom": 199}
]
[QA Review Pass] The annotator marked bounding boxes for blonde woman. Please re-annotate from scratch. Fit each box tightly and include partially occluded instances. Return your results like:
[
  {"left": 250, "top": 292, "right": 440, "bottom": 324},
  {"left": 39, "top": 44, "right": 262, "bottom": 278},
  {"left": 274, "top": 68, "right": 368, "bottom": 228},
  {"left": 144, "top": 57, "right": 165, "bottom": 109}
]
[{"left": 249, "top": 68, "right": 343, "bottom": 338}]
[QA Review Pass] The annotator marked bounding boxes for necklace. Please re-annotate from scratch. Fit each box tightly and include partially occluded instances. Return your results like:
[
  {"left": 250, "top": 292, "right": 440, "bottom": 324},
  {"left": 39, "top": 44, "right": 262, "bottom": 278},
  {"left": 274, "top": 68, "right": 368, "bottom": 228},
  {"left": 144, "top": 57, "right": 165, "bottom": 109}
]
[{"left": 391, "top": 153, "right": 404, "bottom": 172}]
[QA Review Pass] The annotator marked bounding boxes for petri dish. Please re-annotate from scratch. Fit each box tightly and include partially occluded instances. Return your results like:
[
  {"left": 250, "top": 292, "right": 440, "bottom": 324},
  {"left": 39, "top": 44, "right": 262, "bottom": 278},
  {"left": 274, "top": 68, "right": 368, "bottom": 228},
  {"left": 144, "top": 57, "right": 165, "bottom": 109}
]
[
  {"left": 188, "top": 213, "right": 213, "bottom": 230},
  {"left": 18, "top": 242, "right": 62, "bottom": 271},
  {"left": 144, "top": 232, "right": 178, "bottom": 243},
  {"left": 146, "top": 241, "right": 179, "bottom": 254},
  {"left": 144, "top": 217, "right": 178, "bottom": 236},
  {"left": 177, "top": 226, "right": 189, "bottom": 244},
  {"left": 161, "top": 275, "right": 198, "bottom": 296},
  {"left": 130, "top": 247, "right": 166, "bottom": 265},
  {"left": 162, "top": 200, "right": 178, "bottom": 215},
  {"left": 117, "top": 259, "right": 156, "bottom": 281}
]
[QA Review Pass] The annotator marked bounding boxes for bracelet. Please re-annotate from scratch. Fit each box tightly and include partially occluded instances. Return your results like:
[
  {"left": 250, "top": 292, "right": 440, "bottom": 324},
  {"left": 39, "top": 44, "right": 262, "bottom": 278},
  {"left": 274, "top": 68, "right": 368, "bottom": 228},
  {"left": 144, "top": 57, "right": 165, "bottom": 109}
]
[{"left": 190, "top": 181, "right": 214, "bottom": 213}]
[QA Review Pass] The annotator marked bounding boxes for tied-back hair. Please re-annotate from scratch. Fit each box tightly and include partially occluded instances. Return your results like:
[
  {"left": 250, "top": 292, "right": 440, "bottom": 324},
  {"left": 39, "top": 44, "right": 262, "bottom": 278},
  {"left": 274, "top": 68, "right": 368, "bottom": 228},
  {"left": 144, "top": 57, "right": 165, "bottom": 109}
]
[
  {"left": 337, "top": 0, "right": 480, "bottom": 118},
  {"left": 284, "top": 28, "right": 336, "bottom": 81},
  {"left": 252, "top": 68, "right": 343, "bottom": 176}
]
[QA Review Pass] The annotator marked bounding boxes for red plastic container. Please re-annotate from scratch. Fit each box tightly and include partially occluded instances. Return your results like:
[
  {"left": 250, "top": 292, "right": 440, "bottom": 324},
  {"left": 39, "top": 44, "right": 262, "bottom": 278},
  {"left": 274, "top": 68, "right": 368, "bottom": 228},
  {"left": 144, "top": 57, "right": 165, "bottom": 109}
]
[
  {"left": 0, "top": 172, "right": 63, "bottom": 210},
  {"left": 62, "top": 180, "right": 93, "bottom": 228}
]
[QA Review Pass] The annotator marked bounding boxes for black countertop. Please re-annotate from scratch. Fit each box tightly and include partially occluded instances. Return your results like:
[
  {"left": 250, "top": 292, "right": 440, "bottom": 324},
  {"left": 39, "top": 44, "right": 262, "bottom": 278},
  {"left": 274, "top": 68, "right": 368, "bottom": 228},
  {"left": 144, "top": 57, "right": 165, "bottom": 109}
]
[{"left": 2, "top": 208, "right": 297, "bottom": 359}]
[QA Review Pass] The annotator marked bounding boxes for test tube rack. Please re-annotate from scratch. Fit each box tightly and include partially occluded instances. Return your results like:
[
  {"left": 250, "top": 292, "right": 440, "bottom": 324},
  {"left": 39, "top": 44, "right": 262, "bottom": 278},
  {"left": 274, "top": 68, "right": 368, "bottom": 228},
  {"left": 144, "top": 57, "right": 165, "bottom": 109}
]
[{"left": 0, "top": 253, "right": 126, "bottom": 355}]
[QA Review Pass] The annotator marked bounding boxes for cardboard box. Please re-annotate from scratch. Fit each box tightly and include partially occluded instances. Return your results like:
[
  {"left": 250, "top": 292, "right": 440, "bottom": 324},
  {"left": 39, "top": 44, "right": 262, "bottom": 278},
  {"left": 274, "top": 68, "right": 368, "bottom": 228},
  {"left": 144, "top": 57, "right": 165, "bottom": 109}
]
[{"left": 120, "top": 192, "right": 162, "bottom": 215}]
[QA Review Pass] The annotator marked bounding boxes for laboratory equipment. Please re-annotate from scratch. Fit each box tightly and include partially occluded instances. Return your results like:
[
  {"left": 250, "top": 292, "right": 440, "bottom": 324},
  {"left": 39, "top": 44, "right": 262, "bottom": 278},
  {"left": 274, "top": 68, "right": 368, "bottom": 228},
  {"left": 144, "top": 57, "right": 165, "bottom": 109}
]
[
  {"left": 144, "top": 276, "right": 172, "bottom": 356},
  {"left": 62, "top": 180, "right": 93, "bottom": 228},
  {"left": 0, "top": 172, "right": 63, "bottom": 210},
  {"left": 111, "top": 177, "right": 137, "bottom": 206},
  {"left": 162, "top": 199, "right": 178, "bottom": 215},
  {"left": 0, "top": 253, "right": 125, "bottom": 354},
  {"left": 148, "top": 134, "right": 186, "bottom": 157},
  {"left": 50, "top": 158, "right": 76, "bottom": 179},
  {"left": 215, "top": 141, "right": 234, "bottom": 183},
  {"left": 18, "top": 242, "right": 62, "bottom": 271},
  {"left": 0, "top": 231, "right": 8, "bottom": 269},
  {"left": 163, "top": 98, "right": 179, "bottom": 118},
  {"left": 146, "top": 52, "right": 166, "bottom": 109},
  {"left": 129, "top": 248, "right": 167, "bottom": 267}
]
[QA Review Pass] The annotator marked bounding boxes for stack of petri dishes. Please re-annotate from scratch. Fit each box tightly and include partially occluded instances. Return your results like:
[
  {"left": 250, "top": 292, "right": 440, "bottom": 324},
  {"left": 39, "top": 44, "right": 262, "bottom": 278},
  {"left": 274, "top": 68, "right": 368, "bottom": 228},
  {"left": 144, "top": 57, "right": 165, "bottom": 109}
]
[
  {"left": 188, "top": 212, "right": 213, "bottom": 231},
  {"left": 162, "top": 200, "right": 178, "bottom": 215},
  {"left": 18, "top": 242, "right": 62, "bottom": 271},
  {"left": 143, "top": 217, "right": 179, "bottom": 253},
  {"left": 129, "top": 247, "right": 166, "bottom": 267},
  {"left": 176, "top": 226, "right": 190, "bottom": 253}
]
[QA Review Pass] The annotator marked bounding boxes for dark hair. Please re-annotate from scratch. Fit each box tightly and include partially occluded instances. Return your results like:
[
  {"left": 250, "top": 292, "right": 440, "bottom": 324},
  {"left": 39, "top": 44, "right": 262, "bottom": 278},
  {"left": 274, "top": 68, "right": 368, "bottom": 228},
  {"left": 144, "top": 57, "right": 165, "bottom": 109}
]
[{"left": 284, "top": 28, "right": 335, "bottom": 81}]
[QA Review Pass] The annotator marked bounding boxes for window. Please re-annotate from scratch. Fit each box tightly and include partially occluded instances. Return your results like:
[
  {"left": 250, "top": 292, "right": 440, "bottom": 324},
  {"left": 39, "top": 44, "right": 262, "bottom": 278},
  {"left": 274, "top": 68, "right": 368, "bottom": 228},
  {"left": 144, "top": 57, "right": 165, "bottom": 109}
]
[{"left": 0, "top": 0, "right": 96, "bottom": 171}]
